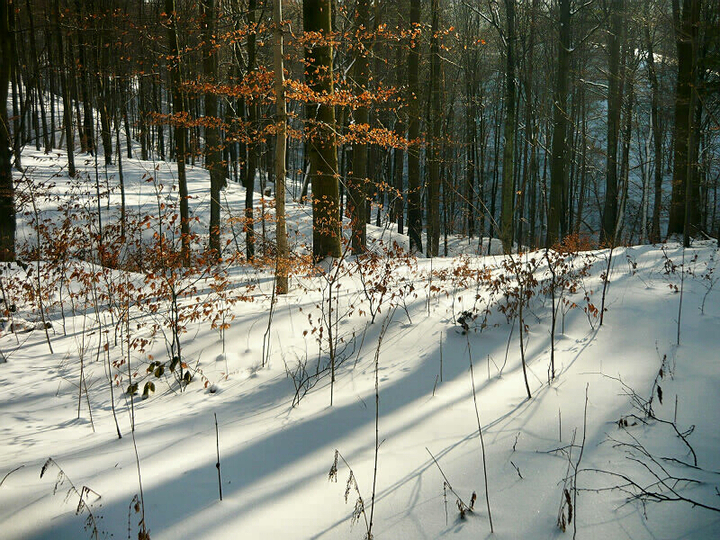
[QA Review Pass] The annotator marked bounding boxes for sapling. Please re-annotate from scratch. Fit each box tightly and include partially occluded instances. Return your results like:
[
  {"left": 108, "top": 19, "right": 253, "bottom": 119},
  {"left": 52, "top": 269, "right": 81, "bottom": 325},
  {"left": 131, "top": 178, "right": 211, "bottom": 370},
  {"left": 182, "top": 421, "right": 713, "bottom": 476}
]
[
  {"left": 123, "top": 295, "right": 150, "bottom": 540},
  {"left": 599, "top": 245, "right": 614, "bottom": 327},
  {"left": 467, "top": 336, "right": 494, "bottom": 533},
  {"left": 367, "top": 308, "right": 396, "bottom": 539},
  {"left": 554, "top": 384, "right": 588, "bottom": 538},
  {"left": 699, "top": 251, "right": 718, "bottom": 315},
  {"left": 262, "top": 264, "right": 277, "bottom": 367},
  {"left": 214, "top": 413, "right": 223, "bottom": 501},
  {"left": 27, "top": 180, "right": 54, "bottom": 353},
  {"left": 677, "top": 246, "right": 685, "bottom": 345},
  {"left": 74, "top": 305, "right": 95, "bottom": 432},
  {"left": 495, "top": 252, "right": 538, "bottom": 398},
  {"left": 545, "top": 248, "right": 558, "bottom": 380}
]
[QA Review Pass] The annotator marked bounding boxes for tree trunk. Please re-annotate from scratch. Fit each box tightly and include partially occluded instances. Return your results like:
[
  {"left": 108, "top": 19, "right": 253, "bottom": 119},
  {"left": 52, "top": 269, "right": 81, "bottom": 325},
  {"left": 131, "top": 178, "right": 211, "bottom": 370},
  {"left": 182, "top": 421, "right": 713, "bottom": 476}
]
[
  {"left": 500, "top": 0, "right": 516, "bottom": 254},
  {"left": 427, "top": 0, "right": 442, "bottom": 257},
  {"left": 406, "top": 0, "right": 422, "bottom": 253},
  {"left": 349, "top": 0, "right": 369, "bottom": 254},
  {"left": 165, "top": 0, "right": 191, "bottom": 265},
  {"left": 667, "top": 0, "right": 702, "bottom": 237},
  {"left": 547, "top": 0, "right": 571, "bottom": 246},
  {"left": 645, "top": 17, "right": 663, "bottom": 243},
  {"left": 53, "top": 0, "right": 75, "bottom": 176},
  {"left": 304, "top": 0, "right": 341, "bottom": 260},
  {"left": 75, "top": 0, "right": 95, "bottom": 155},
  {"left": 25, "top": 0, "right": 50, "bottom": 153},
  {"left": 274, "top": 0, "right": 289, "bottom": 293},
  {"left": 601, "top": 0, "right": 624, "bottom": 246},
  {"left": 245, "top": 0, "right": 258, "bottom": 260},
  {"left": 0, "top": 0, "right": 15, "bottom": 261},
  {"left": 202, "top": 0, "right": 223, "bottom": 259}
]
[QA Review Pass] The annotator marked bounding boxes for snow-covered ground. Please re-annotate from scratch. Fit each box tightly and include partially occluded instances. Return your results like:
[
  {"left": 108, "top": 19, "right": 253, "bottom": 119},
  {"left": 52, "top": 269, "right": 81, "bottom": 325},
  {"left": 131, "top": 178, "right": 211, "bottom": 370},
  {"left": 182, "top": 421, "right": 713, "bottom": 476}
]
[{"left": 1, "top": 149, "right": 719, "bottom": 539}]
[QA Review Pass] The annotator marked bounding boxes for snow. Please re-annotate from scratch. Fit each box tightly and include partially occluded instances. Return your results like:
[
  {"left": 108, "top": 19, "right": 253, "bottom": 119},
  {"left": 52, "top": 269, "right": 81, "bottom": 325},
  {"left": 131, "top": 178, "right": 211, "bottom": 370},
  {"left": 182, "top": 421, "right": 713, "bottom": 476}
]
[{"left": 1, "top": 149, "right": 719, "bottom": 540}]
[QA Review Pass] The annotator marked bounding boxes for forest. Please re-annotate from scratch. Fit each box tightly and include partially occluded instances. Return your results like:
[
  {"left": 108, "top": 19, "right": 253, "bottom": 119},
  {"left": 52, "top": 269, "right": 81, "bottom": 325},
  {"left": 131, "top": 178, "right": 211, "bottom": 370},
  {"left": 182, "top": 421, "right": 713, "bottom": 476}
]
[
  {"left": 1, "top": 1, "right": 720, "bottom": 540},
  {"left": 1, "top": 0, "right": 718, "bottom": 265}
]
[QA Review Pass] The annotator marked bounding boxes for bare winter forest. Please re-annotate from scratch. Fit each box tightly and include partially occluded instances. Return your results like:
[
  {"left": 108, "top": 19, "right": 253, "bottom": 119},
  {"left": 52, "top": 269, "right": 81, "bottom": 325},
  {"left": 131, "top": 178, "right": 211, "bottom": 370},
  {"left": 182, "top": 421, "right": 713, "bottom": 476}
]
[{"left": 0, "top": 1, "right": 719, "bottom": 539}]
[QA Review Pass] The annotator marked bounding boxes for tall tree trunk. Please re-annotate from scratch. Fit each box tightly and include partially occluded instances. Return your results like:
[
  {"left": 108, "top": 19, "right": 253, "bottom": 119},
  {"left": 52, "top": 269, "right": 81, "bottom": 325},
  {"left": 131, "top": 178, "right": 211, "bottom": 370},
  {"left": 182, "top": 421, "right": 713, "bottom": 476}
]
[
  {"left": 304, "top": 0, "right": 341, "bottom": 260},
  {"left": 547, "top": 0, "right": 571, "bottom": 246},
  {"left": 202, "top": 0, "right": 223, "bottom": 259},
  {"left": 53, "top": 0, "right": 75, "bottom": 176},
  {"left": 465, "top": 77, "right": 476, "bottom": 239},
  {"left": 601, "top": 0, "right": 624, "bottom": 245},
  {"left": 274, "top": 0, "right": 289, "bottom": 293},
  {"left": 97, "top": 7, "right": 113, "bottom": 166},
  {"left": 500, "top": 0, "right": 516, "bottom": 254},
  {"left": 349, "top": 0, "right": 369, "bottom": 254},
  {"left": 25, "top": 0, "right": 50, "bottom": 153},
  {"left": 245, "top": 0, "right": 257, "bottom": 260},
  {"left": 75, "top": 0, "right": 95, "bottom": 155},
  {"left": 393, "top": 45, "right": 405, "bottom": 236},
  {"left": 0, "top": 0, "right": 15, "bottom": 261},
  {"left": 427, "top": 0, "right": 441, "bottom": 257},
  {"left": 165, "top": 0, "right": 191, "bottom": 265},
  {"left": 645, "top": 17, "right": 663, "bottom": 244},
  {"left": 10, "top": 4, "right": 21, "bottom": 171},
  {"left": 667, "top": 0, "right": 702, "bottom": 237},
  {"left": 406, "top": 0, "right": 422, "bottom": 253}
]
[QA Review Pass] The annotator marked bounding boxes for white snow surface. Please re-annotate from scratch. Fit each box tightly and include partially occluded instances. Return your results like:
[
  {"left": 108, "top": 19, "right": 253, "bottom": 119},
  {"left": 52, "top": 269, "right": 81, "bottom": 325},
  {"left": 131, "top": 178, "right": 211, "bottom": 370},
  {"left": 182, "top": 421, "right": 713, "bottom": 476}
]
[{"left": 1, "top": 149, "right": 719, "bottom": 540}]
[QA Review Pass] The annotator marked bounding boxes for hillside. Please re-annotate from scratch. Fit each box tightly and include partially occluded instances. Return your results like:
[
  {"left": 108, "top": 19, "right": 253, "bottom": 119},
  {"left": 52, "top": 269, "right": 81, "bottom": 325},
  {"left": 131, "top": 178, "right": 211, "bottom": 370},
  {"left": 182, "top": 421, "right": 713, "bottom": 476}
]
[{"left": 1, "top": 150, "right": 719, "bottom": 540}]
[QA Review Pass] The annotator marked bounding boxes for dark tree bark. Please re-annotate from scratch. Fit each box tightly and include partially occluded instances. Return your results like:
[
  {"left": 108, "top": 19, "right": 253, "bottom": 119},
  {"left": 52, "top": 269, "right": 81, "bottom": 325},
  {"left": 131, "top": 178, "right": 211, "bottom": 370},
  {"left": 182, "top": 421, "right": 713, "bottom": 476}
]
[
  {"left": 547, "top": 0, "right": 571, "bottom": 246},
  {"left": 97, "top": 7, "right": 113, "bottom": 166},
  {"left": 304, "top": 0, "right": 341, "bottom": 260},
  {"left": 349, "top": 0, "right": 369, "bottom": 254},
  {"left": 0, "top": 0, "right": 15, "bottom": 261},
  {"left": 245, "top": 0, "right": 257, "bottom": 260},
  {"left": 645, "top": 14, "right": 663, "bottom": 244},
  {"left": 273, "top": 0, "right": 289, "bottom": 294},
  {"left": 427, "top": 0, "right": 441, "bottom": 257},
  {"left": 75, "top": 0, "right": 95, "bottom": 155},
  {"left": 601, "top": 0, "right": 624, "bottom": 246},
  {"left": 406, "top": 0, "right": 422, "bottom": 253},
  {"left": 392, "top": 40, "right": 405, "bottom": 236},
  {"left": 53, "top": 0, "right": 75, "bottom": 177},
  {"left": 202, "top": 0, "right": 223, "bottom": 259},
  {"left": 500, "top": 0, "right": 516, "bottom": 254},
  {"left": 165, "top": 0, "right": 190, "bottom": 265},
  {"left": 667, "top": 0, "right": 702, "bottom": 238},
  {"left": 25, "top": 0, "right": 49, "bottom": 153}
]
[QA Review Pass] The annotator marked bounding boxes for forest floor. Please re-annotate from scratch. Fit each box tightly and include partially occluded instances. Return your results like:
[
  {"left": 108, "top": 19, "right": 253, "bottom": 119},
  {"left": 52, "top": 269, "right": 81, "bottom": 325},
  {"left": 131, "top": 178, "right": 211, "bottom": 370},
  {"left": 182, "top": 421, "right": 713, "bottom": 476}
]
[{"left": 1, "top": 149, "right": 719, "bottom": 539}]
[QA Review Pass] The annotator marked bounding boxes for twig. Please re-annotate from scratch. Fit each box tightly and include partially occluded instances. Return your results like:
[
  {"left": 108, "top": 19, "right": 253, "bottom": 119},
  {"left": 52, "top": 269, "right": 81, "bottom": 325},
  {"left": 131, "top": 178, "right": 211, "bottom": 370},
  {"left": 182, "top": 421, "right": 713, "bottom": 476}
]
[
  {"left": 425, "top": 447, "right": 468, "bottom": 509},
  {"left": 0, "top": 465, "right": 25, "bottom": 487},
  {"left": 368, "top": 309, "right": 395, "bottom": 539},
  {"left": 572, "top": 384, "right": 589, "bottom": 540},
  {"left": 214, "top": 413, "right": 223, "bottom": 501},
  {"left": 468, "top": 337, "right": 494, "bottom": 533}
]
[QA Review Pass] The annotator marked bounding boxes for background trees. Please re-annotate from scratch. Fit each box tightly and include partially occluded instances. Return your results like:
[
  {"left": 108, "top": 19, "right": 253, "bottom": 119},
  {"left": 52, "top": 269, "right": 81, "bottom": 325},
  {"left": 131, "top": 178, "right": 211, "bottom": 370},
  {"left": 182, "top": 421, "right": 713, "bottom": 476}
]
[
  {"left": 0, "top": 0, "right": 14, "bottom": 262},
  {"left": 3, "top": 0, "right": 719, "bottom": 264}
]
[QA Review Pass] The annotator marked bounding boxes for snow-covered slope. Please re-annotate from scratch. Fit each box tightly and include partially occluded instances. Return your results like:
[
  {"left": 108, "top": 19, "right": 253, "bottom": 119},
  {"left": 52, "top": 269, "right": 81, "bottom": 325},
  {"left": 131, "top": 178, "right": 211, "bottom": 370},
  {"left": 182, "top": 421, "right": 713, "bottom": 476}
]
[{"left": 1, "top": 150, "right": 719, "bottom": 540}]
